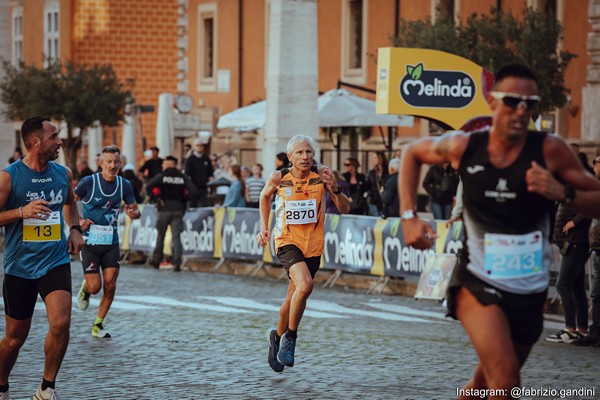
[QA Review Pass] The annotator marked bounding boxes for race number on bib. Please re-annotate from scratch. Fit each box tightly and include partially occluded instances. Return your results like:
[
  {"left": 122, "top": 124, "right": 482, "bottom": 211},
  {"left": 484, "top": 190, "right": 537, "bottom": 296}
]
[
  {"left": 483, "top": 231, "right": 543, "bottom": 278},
  {"left": 22, "top": 211, "right": 61, "bottom": 242},
  {"left": 285, "top": 199, "right": 317, "bottom": 225},
  {"left": 87, "top": 224, "right": 114, "bottom": 245}
]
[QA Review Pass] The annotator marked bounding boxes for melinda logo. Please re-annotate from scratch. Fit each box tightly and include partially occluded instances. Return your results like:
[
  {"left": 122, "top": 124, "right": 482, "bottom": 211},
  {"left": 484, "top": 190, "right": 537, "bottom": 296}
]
[{"left": 399, "top": 63, "right": 475, "bottom": 108}]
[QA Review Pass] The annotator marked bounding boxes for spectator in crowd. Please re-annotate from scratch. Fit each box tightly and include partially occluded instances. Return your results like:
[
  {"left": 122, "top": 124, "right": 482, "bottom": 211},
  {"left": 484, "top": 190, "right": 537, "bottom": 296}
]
[
  {"left": 122, "top": 163, "right": 145, "bottom": 204},
  {"left": 75, "top": 157, "right": 94, "bottom": 181},
  {"left": 184, "top": 139, "right": 214, "bottom": 207},
  {"left": 95, "top": 153, "right": 102, "bottom": 173},
  {"left": 366, "top": 151, "right": 389, "bottom": 216},
  {"left": 574, "top": 153, "right": 600, "bottom": 346},
  {"left": 214, "top": 154, "right": 233, "bottom": 196},
  {"left": 325, "top": 171, "right": 350, "bottom": 214},
  {"left": 221, "top": 165, "right": 246, "bottom": 208},
  {"left": 139, "top": 146, "right": 163, "bottom": 182},
  {"left": 546, "top": 186, "right": 592, "bottom": 344},
  {"left": 209, "top": 153, "right": 220, "bottom": 172},
  {"left": 145, "top": 156, "right": 197, "bottom": 272},
  {"left": 342, "top": 157, "right": 369, "bottom": 215},
  {"left": 275, "top": 152, "right": 290, "bottom": 170},
  {"left": 570, "top": 143, "right": 594, "bottom": 174},
  {"left": 245, "top": 163, "right": 266, "bottom": 208},
  {"left": 7, "top": 146, "right": 23, "bottom": 165},
  {"left": 181, "top": 143, "right": 192, "bottom": 169},
  {"left": 422, "top": 163, "right": 459, "bottom": 219},
  {"left": 241, "top": 165, "right": 251, "bottom": 180},
  {"left": 381, "top": 158, "right": 400, "bottom": 218}
]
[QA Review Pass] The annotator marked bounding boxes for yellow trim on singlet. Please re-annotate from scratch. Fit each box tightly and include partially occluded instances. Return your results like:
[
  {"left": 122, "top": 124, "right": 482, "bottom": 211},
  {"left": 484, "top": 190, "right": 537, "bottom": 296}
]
[{"left": 274, "top": 170, "right": 325, "bottom": 257}]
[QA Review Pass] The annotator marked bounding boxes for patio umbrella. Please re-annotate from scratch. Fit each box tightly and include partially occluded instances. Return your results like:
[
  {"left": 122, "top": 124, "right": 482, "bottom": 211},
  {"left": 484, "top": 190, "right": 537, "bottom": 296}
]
[{"left": 216, "top": 89, "right": 413, "bottom": 131}]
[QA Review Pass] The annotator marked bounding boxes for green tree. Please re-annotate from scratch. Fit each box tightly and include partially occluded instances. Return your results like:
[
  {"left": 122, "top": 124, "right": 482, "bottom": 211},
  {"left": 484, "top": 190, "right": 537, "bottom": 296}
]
[
  {"left": 0, "top": 60, "right": 132, "bottom": 169},
  {"left": 393, "top": 6, "right": 576, "bottom": 113}
]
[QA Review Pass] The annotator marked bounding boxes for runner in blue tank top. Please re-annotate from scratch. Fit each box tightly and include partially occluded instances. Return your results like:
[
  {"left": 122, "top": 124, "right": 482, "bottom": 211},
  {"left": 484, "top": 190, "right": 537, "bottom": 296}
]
[
  {"left": 399, "top": 64, "right": 600, "bottom": 399},
  {"left": 74, "top": 145, "right": 140, "bottom": 339},
  {"left": 0, "top": 116, "right": 84, "bottom": 400}
]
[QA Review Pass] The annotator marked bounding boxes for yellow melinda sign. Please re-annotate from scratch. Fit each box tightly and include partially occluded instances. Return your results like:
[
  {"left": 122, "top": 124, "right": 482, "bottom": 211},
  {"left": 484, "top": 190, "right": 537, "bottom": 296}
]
[{"left": 376, "top": 47, "right": 492, "bottom": 129}]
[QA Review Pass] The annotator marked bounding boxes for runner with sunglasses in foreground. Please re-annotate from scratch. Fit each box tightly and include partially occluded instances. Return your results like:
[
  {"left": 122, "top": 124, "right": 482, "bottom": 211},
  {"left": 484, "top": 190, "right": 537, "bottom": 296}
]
[{"left": 399, "top": 63, "right": 600, "bottom": 399}]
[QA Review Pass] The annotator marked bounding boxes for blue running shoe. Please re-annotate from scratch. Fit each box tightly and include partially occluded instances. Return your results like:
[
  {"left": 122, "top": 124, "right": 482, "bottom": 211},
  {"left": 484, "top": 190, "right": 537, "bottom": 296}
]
[
  {"left": 267, "top": 329, "right": 284, "bottom": 373},
  {"left": 277, "top": 332, "right": 296, "bottom": 367}
]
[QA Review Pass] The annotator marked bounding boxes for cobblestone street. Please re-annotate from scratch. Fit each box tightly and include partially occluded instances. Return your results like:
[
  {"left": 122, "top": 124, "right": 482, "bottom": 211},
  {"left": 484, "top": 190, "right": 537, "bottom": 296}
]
[{"left": 0, "top": 262, "right": 598, "bottom": 400}]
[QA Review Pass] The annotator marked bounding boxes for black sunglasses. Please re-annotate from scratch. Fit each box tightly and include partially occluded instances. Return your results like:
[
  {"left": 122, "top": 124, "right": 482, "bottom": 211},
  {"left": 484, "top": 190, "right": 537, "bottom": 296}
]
[{"left": 490, "top": 91, "right": 541, "bottom": 111}]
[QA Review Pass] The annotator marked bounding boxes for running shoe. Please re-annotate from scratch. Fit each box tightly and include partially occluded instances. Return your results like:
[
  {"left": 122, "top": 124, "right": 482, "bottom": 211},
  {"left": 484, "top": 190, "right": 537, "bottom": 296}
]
[
  {"left": 77, "top": 280, "right": 90, "bottom": 311},
  {"left": 33, "top": 386, "right": 62, "bottom": 400},
  {"left": 277, "top": 332, "right": 296, "bottom": 367},
  {"left": 0, "top": 390, "right": 8, "bottom": 400},
  {"left": 545, "top": 329, "right": 583, "bottom": 343},
  {"left": 91, "top": 323, "right": 111, "bottom": 338},
  {"left": 267, "top": 329, "right": 284, "bottom": 373}
]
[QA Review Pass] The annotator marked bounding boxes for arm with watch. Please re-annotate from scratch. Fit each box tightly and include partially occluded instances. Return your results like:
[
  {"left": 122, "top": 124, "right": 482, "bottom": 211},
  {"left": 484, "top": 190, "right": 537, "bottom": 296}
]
[{"left": 318, "top": 166, "right": 350, "bottom": 215}]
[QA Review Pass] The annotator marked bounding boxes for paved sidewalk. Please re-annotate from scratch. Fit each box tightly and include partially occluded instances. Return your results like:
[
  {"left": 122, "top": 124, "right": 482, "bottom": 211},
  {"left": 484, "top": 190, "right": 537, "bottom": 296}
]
[{"left": 0, "top": 262, "right": 597, "bottom": 399}]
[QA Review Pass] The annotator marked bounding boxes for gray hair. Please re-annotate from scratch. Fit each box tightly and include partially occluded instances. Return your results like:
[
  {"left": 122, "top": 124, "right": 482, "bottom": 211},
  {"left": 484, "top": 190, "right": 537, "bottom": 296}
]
[
  {"left": 101, "top": 145, "right": 121, "bottom": 161},
  {"left": 287, "top": 135, "right": 316, "bottom": 154},
  {"left": 389, "top": 158, "right": 401, "bottom": 172}
]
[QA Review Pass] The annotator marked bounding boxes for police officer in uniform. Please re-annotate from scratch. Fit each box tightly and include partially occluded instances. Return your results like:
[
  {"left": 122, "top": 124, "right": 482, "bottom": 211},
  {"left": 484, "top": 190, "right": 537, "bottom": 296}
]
[{"left": 145, "top": 156, "right": 196, "bottom": 271}]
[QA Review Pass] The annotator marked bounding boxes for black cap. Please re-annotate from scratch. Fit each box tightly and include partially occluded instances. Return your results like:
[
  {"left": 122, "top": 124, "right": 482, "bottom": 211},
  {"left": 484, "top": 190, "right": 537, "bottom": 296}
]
[{"left": 165, "top": 155, "right": 178, "bottom": 163}]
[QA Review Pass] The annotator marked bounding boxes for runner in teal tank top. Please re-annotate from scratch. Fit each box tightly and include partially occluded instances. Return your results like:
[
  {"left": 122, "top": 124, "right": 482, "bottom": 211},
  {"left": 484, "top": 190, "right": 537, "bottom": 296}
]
[{"left": 0, "top": 116, "right": 84, "bottom": 400}]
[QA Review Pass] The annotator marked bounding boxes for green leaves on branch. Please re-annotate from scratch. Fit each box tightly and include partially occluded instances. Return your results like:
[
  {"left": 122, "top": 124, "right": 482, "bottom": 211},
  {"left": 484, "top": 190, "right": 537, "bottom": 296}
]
[
  {"left": 394, "top": 6, "right": 576, "bottom": 113},
  {"left": 0, "top": 59, "right": 132, "bottom": 133}
]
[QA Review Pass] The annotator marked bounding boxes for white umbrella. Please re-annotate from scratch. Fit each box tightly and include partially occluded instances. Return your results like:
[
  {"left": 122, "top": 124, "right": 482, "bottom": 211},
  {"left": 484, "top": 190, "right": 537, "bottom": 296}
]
[{"left": 216, "top": 89, "right": 413, "bottom": 131}]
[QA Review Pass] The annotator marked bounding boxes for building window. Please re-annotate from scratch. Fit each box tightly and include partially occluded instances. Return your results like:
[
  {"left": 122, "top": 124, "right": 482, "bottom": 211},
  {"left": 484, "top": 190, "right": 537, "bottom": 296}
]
[
  {"left": 12, "top": 7, "right": 24, "bottom": 66},
  {"left": 198, "top": 3, "right": 217, "bottom": 92},
  {"left": 44, "top": 1, "right": 60, "bottom": 66},
  {"left": 341, "top": 0, "right": 367, "bottom": 84},
  {"left": 432, "top": 0, "right": 455, "bottom": 22}
]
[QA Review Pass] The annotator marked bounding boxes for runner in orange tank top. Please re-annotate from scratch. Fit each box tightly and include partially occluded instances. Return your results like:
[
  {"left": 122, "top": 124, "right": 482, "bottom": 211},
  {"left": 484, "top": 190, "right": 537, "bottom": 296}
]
[{"left": 257, "top": 135, "right": 349, "bottom": 372}]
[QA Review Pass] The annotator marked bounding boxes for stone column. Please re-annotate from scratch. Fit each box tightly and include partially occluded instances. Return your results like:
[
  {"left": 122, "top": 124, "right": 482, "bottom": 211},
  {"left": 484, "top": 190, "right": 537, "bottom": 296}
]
[
  {"left": 0, "top": 0, "right": 16, "bottom": 164},
  {"left": 582, "top": 0, "right": 600, "bottom": 142},
  {"left": 262, "top": 0, "right": 319, "bottom": 176}
]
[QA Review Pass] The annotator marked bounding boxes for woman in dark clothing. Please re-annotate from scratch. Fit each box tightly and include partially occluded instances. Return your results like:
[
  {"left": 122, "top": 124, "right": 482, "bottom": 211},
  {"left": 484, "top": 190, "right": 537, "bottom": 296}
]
[
  {"left": 342, "top": 157, "right": 369, "bottom": 215},
  {"left": 366, "top": 151, "right": 389, "bottom": 216}
]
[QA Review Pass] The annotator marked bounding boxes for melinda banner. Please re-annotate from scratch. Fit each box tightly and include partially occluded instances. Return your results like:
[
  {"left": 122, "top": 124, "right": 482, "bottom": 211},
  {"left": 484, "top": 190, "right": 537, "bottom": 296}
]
[{"left": 376, "top": 47, "right": 492, "bottom": 129}]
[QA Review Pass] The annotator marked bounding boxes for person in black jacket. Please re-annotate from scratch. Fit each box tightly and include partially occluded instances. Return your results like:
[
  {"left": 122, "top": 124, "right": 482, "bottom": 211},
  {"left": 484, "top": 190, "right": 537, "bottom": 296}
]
[
  {"left": 422, "top": 163, "right": 459, "bottom": 219},
  {"left": 381, "top": 158, "right": 400, "bottom": 218},
  {"left": 145, "top": 156, "right": 197, "bottom": 271},
  {"left": 184, "top": 139, "right": 214, "bottom": 207},
  {"left": 366, "top": 151, "right": 389, "bottom": 216},
  {"left": 342, "top": 157, "right": 369, "bottom": 215},
  {"left": 545, "top": 202, "right": 591, "bottom": 343}
]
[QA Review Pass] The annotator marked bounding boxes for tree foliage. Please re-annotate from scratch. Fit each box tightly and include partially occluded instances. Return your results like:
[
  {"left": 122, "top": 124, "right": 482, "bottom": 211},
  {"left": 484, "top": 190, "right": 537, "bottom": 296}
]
[
  {"left": 0, "top": 59, "right": 132, "bottom": 169},
  {"left": 393, "top": 6, "right": 576, "bottom": 113}
]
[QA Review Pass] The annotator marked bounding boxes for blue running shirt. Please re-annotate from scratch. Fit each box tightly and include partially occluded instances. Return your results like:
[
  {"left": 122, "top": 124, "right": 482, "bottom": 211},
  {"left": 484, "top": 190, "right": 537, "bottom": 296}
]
[
  {"left": 3, "top": 159, "right": 70, "bottom": 278},
  {"left": 74, "top": 173, "right": 135, "bottom": 245}
]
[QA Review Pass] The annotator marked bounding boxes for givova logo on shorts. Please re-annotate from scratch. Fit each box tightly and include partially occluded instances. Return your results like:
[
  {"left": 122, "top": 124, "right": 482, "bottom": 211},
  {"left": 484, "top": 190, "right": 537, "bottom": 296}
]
[{"left": 399, "top": 63, "right": 475, "bottom": 108}]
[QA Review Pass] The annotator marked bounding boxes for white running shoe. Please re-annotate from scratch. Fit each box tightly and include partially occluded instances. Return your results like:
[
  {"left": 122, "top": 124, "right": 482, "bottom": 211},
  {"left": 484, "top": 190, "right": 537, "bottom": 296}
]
[
  {"left": 33, "top": 386, "right": 62, "bottom": 400},
  {"left": 77, "top": 280, "right": 90, "bottom": 311},
  {"left": 0, "top": 390, "right": 9, "bottom": 400},
  {"left": 91, "top": 323, "right": 111, "bottom": 338}
]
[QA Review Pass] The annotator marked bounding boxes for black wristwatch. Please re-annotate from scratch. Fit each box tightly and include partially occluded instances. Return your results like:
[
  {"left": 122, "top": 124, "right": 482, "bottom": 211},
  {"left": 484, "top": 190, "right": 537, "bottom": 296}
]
[
  {"left": 561, "top": 184, "right": 576, "bottom": 205},
  {"left": 332, "top": 184, "right": 342, "bottom": 195},
  {"left": 70, "top": 224, "right": 84, "bottom": 234}
]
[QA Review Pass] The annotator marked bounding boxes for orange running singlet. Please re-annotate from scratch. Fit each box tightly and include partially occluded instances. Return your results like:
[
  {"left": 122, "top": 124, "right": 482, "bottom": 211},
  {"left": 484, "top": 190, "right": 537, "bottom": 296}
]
[{"left": 273, "top": 168, "right": 325, "bottom": 257}]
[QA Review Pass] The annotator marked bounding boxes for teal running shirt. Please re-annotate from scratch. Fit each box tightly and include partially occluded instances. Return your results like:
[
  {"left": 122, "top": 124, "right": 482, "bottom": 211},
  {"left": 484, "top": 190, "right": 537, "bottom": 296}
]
[{"left": 3, "top": 159, "right": 70, "bottom": 278}]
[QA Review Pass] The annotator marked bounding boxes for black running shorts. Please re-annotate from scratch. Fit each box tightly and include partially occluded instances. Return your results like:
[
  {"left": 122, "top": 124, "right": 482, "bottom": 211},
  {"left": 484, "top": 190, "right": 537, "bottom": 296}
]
[
  {"left": 2, "top": 263, "right": 72, "bottom": 320},
  {"left": 446, "top": 261, "right": 547, "bottom": 346},
  {"left": 276, "top": 244, "right": 321, "bottom": 279},
  {"left": 82, "top": 243, "right": 121, "bottom": 274}
]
